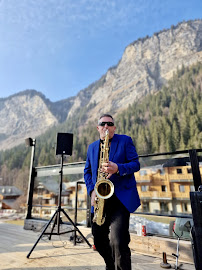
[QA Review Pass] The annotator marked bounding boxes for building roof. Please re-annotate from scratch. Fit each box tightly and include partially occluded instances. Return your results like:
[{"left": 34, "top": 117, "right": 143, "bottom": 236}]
[
  {"left": 2, "top": 199, "right": 16, "bottom": 208},
  {"left": 0, "top": 186, "right": 23, "bottom": 197},
  {"left": 35, "top": 178, "right": 71, "bottom": 196},
  {"left": 163, "top": 157, "right": 190, "bottom": 167}
]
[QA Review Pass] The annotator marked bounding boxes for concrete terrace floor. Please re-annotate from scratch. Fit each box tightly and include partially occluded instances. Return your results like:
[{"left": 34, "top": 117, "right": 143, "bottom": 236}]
[{"left": 0, "top": 221, "right": 195, "bottom": 270}]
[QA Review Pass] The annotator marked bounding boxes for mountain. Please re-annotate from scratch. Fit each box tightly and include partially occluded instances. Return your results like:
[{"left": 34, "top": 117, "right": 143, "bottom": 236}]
[
  {"left": 2, "top": 61, "right": 202, "bottom": 176},
  {"left": 0, "top": 90, "right": 76, "bottom": 150},
  {"left": 0, "top": 19, "right": 202, "bottom": 150},
  {"left": 66, "top": 19, "right": 202, "bottom": 120}
]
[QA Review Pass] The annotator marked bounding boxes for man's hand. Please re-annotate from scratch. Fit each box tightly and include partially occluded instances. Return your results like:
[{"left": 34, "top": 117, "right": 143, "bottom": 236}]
[
  {"left": 102, "top": 161, "right": 118, "bottom": 179},
  {"left": 91, "top": 190, "right": 96, "bottom": 206}
]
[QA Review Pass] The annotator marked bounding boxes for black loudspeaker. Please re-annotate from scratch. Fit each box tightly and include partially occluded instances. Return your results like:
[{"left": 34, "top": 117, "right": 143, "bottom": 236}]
[
  {"left": 190, "top": 191, "right": 202, "bottom": 270},
  {"left": 56, "top": 133, "right": 73, "bottom": 156}
]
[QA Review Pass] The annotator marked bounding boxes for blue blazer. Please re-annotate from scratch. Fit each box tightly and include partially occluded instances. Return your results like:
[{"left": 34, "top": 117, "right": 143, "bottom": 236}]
[{"left": 84, "top": 134, "right": 141, "bottom": 213}]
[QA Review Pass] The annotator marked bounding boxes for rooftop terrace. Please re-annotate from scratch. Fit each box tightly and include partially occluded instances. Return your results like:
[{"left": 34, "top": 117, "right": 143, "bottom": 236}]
[{"left": 0, "top": 219, "right": 195, "bottom": 270}]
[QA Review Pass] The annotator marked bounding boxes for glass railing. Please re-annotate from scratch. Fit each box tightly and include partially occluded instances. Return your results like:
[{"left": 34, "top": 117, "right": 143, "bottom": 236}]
[
  {"left": 32, "top": 162, "right": 86, "bottom": 223},
  {"left": 26, "top": 149, "right": 202, "bottom": 239},
  {"left": 132, "top": 151, "right": 198, "bottom": 239}
]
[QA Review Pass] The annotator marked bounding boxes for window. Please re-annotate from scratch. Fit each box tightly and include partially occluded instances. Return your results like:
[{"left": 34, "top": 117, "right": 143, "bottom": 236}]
[
  {"left": 142, "top": 202, "right": 149, "bottom": 212},
  {"left": 177, "top": 168, "right": 182, "bottom": 174},
  {"left": 182, "top": 202, "right": 188, "bottom": 212},
  {"left": 160, "top": 202, "right": 169, "bottom": 212},
  {"left": 190, "top": 185, "right": 195, "bottom": 192},
  {"left": 161, "top": 185, "right": 167, "bottom": 192},
  {"left": 141, "top": 185, "right": 148, "bottom": 192},
  {"left": 187, "top": 168, "right": 192, "bottom": 173},
  {"left": 160, "top": 169, "right": 165, "bottom": 175},
  {"left": 140, "top": 170, "right": 147, "bottom": 176},
  {"left": 179, "top": 185, "right": 185, "bottom": 192}
]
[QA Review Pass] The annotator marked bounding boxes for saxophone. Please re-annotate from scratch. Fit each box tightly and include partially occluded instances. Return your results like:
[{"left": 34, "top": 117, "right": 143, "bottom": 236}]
[{"left": 93, "top": 130, "right": 114, "bottom": 226}]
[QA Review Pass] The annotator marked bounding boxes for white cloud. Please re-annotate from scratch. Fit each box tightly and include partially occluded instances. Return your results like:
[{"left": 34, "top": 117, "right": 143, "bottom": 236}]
[
  {"left": 0, "top": 0, "right": 149, "bottom": 58},
  {"left": 0, "top": 0, "right": 149, "bottom": 35}
]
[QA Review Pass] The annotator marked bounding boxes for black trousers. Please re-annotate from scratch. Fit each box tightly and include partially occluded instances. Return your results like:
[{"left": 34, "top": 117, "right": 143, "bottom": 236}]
[{"left": 91, "top": 195, "right": 131, "bottom": 270}]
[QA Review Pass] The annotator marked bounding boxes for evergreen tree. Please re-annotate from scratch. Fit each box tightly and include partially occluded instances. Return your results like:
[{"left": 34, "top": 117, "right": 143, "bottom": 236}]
[{"left": 1, "top": 61, "right": 202, "bottom": 174}]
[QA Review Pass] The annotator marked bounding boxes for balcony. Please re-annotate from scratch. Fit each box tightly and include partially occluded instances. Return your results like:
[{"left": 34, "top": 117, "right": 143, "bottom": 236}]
[
  {"left": 172, "top": 191, "right": 190, "bottom": 200},
  {"left": 139, "top": 190, "right": 173, "bottom": 200}
]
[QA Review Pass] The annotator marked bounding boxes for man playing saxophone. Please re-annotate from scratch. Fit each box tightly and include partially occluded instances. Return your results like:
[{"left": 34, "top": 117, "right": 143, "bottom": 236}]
[{"left": 84, "top": 114, "right": 140, "bottom": 270}]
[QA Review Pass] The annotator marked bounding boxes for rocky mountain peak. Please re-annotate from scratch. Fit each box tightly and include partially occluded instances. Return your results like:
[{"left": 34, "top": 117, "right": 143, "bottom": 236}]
[
  {"left": 0, "top": 92, "right": 58, "bottom": 150},
  {"left": 75, "top": 19, "right": 202, "bottom": 122},
  {"left": 1, "top": 19, "right": 202, "bottom": 150}
]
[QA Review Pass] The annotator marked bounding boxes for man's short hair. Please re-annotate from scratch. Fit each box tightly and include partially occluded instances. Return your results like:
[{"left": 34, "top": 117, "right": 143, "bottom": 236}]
[{"left": 98, "top": 114, "right": 114, "bottom": 124}]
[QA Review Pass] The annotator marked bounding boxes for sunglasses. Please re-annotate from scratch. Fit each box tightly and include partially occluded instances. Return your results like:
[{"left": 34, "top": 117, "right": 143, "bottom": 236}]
[{"left": 98, "top": 121, "right": 114, "bottom": 126}]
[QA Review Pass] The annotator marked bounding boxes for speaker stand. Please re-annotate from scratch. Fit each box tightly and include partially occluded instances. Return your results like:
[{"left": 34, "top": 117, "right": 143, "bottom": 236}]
[{"left": 27, "top": 153, "right": 92, "bottom": 258}]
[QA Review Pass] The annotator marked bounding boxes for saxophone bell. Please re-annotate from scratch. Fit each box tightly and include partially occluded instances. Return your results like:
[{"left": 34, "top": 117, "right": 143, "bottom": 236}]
[{"left": 94, "top": 179, "right": 114, "bottom": 200}]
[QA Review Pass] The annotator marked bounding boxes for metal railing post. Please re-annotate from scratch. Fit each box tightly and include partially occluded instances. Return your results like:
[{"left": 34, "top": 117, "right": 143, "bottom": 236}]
[
  {"left": 26, "top": 139, "right": 36, "bottom": 219},
  {"left": 188, "top": 149, "right": 202, "bottom": 191},
  {"left": 74, "top": 181, "right": 79, "bottom": 245},
  {"left": 86, "top": 195, "right": 91, "bottom": 227}
]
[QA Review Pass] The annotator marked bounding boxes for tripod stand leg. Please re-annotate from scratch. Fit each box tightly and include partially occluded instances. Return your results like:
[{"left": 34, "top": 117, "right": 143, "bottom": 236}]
[
  {"left": 27, "top": 210, "right": 58, "bottom": 258},
  {"left": 61, "top": 208, "right": 92, "bottom": 248},
  {"left": 48, "top": 211, "right": 58, "bottom": 240}
]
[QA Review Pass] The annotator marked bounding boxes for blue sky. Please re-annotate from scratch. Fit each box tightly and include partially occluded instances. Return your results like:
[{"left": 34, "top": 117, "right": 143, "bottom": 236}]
[{"left": 0, "top": 0, "right": 201, "bottom": 102}]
